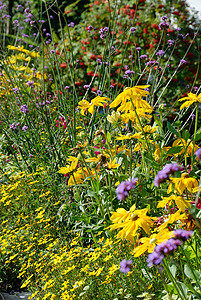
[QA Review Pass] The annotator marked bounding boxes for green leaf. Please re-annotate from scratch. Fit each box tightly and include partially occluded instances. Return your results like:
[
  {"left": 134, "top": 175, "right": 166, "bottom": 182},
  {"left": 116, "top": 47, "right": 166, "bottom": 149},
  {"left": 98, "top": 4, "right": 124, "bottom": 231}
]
[
  {"left": 169, "top": 264, "right": 177, "bottom": 277},
  {"left": 106, "top": 131, "right": 111, "bottom": 143},
  {"left": 182, "top": 130, "right": 190, "bottom": 142},
  {"left": 143, "top": 153, "right": 160, "bottom": 169},
  {"left": 184, "top": 264, "right": 201, "bottom": 281},
  {"left": 193, "top": 129, "right": 201, "bottom": 142},
  {"left": 154, "top": 115, "right": 163, "bottom": 128},
  {"left": 166, "top": 146, "right": 183, "bottom": 155},
  {"left": 167, "top": 122, "right": 180, "bottom": 138}
]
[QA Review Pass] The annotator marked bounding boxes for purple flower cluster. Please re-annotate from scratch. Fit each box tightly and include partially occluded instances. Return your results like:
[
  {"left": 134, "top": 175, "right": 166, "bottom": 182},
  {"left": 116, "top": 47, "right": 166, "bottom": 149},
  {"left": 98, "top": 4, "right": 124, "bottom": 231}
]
[
  {"left": 156, "top": 50, "right": 165, "bottom": 56},
  {"left": 119, "top": 259, "right": 133, "bottom": 274},
  {"left": 153, "top": 163, "right": 183, "bottom": 187},
  {"left": 20, "top": 104, "right": 29, "bottom": 114},
  {"left": 130, "top": 27, "right": 136, "bottom": 33},
  {"left": 180, "top": 59, "right": 186, "bottom": 65},
  {"left": 168, "top": 39, "right": 174, "bottom": 46},
  {"left": 116, "top": 178, "right": 138, "bottom": 201},
  {"left": 195, "top": 148, "right": 201, "bottom": 160},
  {"left": 99, "top": 27, "right": 108, "bottom": 39},
  {"left": 147, "top": 230, "right": 193, "bottom": 268},
  {"left": 140, "top": 54, "right": 148, "bottom": 59},
  {"left": 68, "top": 22, "right": 74, "bottom": 28},
  {"left": 159, "top": 16, "right": 169, "bottom": 30},
  {"left": 173, "top": 229, "right": 193, "bottom": 241}
]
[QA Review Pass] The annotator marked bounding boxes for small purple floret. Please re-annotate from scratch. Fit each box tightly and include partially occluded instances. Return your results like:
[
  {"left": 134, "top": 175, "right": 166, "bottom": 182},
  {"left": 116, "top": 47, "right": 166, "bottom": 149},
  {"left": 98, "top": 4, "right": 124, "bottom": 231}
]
[
  {"left": 119, "top": 259, "right": 133, "bottom": 274},
  {"left": 116, "top": 178, "right": 138, "bottom": 201},
  {"left": 153, "top": 163, "right": 183, "bottom": 187}
]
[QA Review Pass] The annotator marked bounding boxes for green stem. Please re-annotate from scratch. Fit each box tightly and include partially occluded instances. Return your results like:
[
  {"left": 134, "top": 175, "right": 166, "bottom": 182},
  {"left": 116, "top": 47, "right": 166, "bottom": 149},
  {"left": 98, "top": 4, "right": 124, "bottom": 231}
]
[{"left": 191, "top": 103, "right": 199, "bottom": 170}]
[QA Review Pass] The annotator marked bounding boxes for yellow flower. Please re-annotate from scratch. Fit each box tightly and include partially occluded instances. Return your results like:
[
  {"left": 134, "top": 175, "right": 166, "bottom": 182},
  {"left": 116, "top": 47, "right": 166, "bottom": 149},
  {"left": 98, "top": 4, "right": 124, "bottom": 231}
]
[
  {"left": 178, "top": 92, "right": 201, "bottom": 110},
  {"left": 78, "top": 99, "right": 90, "bottom": 115},
  {"left": 107, "top": 111, "right": 121, "bottom": 124},
  {"left": 58, "top": 159, "right": 78, "bottom": 174},
  {"left": 135, "top": 124, "right": 158, "bottom": 134},
  {"left": 157, "top": 195, "right": 191, "bottom": 212},
  {"left": 110, "top": 85, "right": 152, "bottom": 113},
  {"left": 168, "top": 173, "right": 198, "bottom": 194},
  {"left": 116, "top": 133, "right": 141, "bottom": 140},
  {"left": 109, "top": 204, "right": 153, "bottom": 242},
  {"left": 107, "top": 158, "right": 121, "bottom": 169},
  {"left": 157, "top": 210, "right": 186, "bottom": 231},
  {"left": 120, "top": 109, "right": 153, "bottom": 124},
  {"left": 88, "top": 96, "right": 109, "bottom": 114},
  {"left": 172, "top": 138, "right": 199, "bottom": 157},
  {"left": 133, "top": 229, "right": 172, "bottom": 257}
]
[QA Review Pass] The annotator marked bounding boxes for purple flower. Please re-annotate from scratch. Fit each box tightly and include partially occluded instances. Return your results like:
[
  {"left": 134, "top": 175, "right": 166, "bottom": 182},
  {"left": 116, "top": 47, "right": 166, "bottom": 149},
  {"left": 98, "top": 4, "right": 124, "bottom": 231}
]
[
  {"left": 159, "top": 21, "right": 169, "bottom": 30},
  {"left": 130, "top": 27, "right": 136, "bottom": 33},
  {"left": 147, "top": 239, "right": 182, "bottom": 267},
  {"left": 156, "top": 50, "right": 165, "bottom": 56},
  {"left": 12, "top": 87, "right": 19, "bottom": 93},
  {"left": 161, "top": 16, "right": 168, "bottom": 21},
  {"left": 20, "top": 104, "right": 29, "bottom": 114},
  {"left": 173, "top": 229, "right": 193, "bottom": 242},
  {"left": 22, "top": 125, "right": 28, "bottom": 131},
  {"left": 136, "top": 47, "right": 141, "bottom": 51},
  {"left": 145, "top": 60, "right": 159, "bottom": 66},
  {"left": 195, "top": 148, "right": 201, "bottom": 160},
  {"left": 178, "top": 33, "right": 184, "bottom": 39},
  {"left": 116, "top": 178, "right": 138, "bottom": 201},
  {"left": 65, "top": 86, "right": 69, "bottom": 90},
  {"left": 153, "top": 163, "right": 183, "bottom": 187},
  {"left": 180, "top": 59, "right": 186, "bottom": 65},
  {"left": 84, "top": 85, "right": 90, "bottom": 89},
  {"left": 147, "top": 250, "right": 164, "bottom": 268},
  {"left": 168, "top": 39, "right": 174, "bottom": 46},
  {"left": 125, "top": 70, "right": 134, "bottom": 75},
  {"left": 68, "top": 22, "right": 74, "bottom": 27},
  {"left": 119, "top": 259, "right": 133, "bottom": 274},
  {"left": 99, "top": 27, "right": 108, "bottom": 39},
  {"left": 140, "top": 54, "right": 147, "bottom": 59},
  {"left": 26, "top": 81, "right": 34, "bottom": 87},
  {"left": 10, "top": 123, "right": 17, "bottom": 130},
  {"left": 97, "top": 90, "right": 102, "bottom": 96}
]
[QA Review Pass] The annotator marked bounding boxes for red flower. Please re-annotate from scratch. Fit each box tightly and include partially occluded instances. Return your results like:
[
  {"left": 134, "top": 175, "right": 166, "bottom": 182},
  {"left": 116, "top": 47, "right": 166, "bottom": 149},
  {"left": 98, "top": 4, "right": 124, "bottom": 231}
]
[
  {"left": 75, "top": 81, "right": 83, "bottom": 86},
  {"left": 60, "top": 63, "right": 67, "bottom": 68}
]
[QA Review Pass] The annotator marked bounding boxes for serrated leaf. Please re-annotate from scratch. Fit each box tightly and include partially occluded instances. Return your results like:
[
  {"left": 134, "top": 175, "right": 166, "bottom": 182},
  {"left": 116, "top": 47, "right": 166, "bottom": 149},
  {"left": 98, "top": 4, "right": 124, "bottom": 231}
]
[
  {"left": 167, "top": 146, "right": 183, "bottom": 155},
  {"left": 167, "top": 122, "right": 180, "bottom": 138}
]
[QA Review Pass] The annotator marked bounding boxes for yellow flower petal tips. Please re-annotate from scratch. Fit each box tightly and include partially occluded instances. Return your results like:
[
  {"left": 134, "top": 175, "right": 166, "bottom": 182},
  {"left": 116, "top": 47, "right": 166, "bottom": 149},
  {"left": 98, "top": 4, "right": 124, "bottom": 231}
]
[{"left": 178, "top": 92, "right": 201, "bottom": 110}]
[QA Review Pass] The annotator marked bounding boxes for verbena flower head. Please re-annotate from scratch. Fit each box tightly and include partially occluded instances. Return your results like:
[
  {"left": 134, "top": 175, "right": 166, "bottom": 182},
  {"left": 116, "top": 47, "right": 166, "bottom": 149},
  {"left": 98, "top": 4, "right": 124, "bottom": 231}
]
[
  {"left": 20, "top": 104, "right": 29, "bottom": 114},
  {"left": 156, "top": 50, "right": 165, "bottom": 56},
  {"left": 116, "top": 178, "right": 138, "bottom": 201},
  {"left": 173, "top": 229, "right": 193, "bottom": 241},
  {"left": 22, "top": 125, "right": 28, "bottom": 131},
  {"left": 119, "top": 259, "right": 133, "bottom": 274},
  {"left": 130, "top": 27, "right": 136, "bottom": 33},
  {"left": 147, "top": 229, "right": 193, "bottom": 267},
  {"left": 153, "top": 163, "right": 182, "bottom": 187}
]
